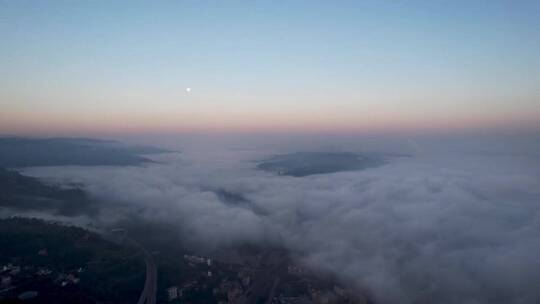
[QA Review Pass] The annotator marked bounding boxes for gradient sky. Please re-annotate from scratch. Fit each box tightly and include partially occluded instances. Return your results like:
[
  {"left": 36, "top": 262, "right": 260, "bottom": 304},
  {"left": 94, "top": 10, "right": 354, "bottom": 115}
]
[{"left": 1, "top": 0, "right": 539, "bottom": 136}]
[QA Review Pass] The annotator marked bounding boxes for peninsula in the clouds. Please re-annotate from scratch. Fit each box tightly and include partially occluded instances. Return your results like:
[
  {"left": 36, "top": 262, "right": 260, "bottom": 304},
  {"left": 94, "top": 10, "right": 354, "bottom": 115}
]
[
  {"left": 257, "top": 152, "right": 385, "bottom": 177},
  {"left": 0, "top": 137, "right": 171, "bottom": 168}
]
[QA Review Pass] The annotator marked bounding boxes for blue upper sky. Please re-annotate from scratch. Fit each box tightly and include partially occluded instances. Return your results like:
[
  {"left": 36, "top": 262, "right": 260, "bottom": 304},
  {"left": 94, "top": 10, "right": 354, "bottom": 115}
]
[{"left": 1, "top": 1, "right": 539, "bottom": 135}]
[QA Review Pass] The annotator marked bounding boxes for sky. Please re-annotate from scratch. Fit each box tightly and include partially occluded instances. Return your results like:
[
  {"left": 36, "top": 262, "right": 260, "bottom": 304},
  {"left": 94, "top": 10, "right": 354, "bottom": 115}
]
[{"left": 1, "top": 0, "right": 539, "bottom": 136}]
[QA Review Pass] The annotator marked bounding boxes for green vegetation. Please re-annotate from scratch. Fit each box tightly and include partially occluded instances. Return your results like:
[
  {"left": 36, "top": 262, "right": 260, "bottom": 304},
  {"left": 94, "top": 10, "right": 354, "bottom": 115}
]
[
  {"left": 0, "top": 217, "right": 144, "bottom": 304},
  {"left": 0, "top": 167, "right": 98, "bottom": 216}
]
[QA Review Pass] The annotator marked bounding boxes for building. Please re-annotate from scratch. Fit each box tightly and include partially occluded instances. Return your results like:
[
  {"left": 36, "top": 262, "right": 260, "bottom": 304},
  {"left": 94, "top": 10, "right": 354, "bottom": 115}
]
[
  {"left": 1, "top": 275, "right": 12, "bottom": 287},
  {"left": 67, "top": 274, "right": 80, "bottom": 284},
  {"left": 333, "top": 286, "right": 346, "bottom": 297},
  {"left": 287, "top": 265, "right": 303, "bottom": 275},
  {"left": 18, "top": 291, "right": 38, "bottom": 301},
  {"left": 36, "top": 268, "right": 52, "bottom": 276},
  {"left": 241, "top": 275, "right": 250, "bottom": 287},
  {"left": 184, "top": 254, "right": 206, "bottom": 264},
  {"left": 9, "top": 266, "right": 20, "bottom": 275},
  {"left": 167, "top": 286, "right": 179, "bottom": 301}
]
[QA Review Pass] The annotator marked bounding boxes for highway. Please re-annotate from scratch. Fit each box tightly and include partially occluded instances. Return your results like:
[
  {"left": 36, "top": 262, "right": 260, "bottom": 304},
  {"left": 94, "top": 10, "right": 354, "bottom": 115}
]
[
  {"left": 107, "top": 230, "right": 157, "bottom": 304},
  {"left": 136, "top": 243, "right": 157, "bottom": 304},
  {"left": 113, "top": 234, "right": 157, "bottom": 304}
]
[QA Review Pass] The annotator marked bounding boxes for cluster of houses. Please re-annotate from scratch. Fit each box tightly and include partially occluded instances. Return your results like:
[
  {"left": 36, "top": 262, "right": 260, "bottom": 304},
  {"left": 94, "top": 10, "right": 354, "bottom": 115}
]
[
  {"left": 166, "top": 275, "right": 253, "bottom": 303},
  {"left": 183, "top": 254, "right": 212, "bottom": 266},
  {"left": 166, "top": 254, "right": 253, "bottom": 303},
  {"left": 271, "top": 286, "right": 353, "bottom": 304},
  {"left": 1, "top": 263, "right": 39, "bottom": 301},
  {"left": 163, "top": 254, "right": 360, "bottom": 304},
  {"left": 0, "top": 248, "right": 86, "bottom": 301}
]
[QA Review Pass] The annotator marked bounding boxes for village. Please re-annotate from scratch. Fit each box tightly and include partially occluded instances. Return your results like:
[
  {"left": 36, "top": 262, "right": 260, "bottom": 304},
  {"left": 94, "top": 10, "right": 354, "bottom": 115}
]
[
  {"left": 1, "top": 256, "right": 85, "bottom": 301},
  {"left": 161, "top": 253, "right": 363, "bottom": 304}
]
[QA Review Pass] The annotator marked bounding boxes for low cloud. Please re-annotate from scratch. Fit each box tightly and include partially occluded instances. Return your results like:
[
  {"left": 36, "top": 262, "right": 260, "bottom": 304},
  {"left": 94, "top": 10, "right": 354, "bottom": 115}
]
[{"left": 23, "top": 139, "right": 540, "bottom": 304}]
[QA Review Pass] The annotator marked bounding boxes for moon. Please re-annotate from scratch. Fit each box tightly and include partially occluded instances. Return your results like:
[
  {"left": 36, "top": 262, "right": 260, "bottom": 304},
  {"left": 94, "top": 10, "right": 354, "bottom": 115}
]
[{"left": 186, "top": 87, "right": 191, "bottom": 93}]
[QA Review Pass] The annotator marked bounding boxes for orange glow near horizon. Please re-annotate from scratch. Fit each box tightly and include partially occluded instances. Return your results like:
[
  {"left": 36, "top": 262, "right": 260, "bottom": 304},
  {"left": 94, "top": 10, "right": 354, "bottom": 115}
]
[{"left": 2, "top": 104, "right": 539, "bottom": 137}]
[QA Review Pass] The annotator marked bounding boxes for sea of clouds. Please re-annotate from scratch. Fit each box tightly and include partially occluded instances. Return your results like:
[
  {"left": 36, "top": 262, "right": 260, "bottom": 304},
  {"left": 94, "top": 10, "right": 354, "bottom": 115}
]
[{"left": 22, "top": 135, "right": 540, "bottom": 304}]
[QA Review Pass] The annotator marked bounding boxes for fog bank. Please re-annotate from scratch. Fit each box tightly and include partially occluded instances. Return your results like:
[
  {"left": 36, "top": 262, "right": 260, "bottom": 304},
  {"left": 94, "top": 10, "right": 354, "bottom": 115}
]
[{"left": 23, "top": 135, "right": 540, "bottom": 304}]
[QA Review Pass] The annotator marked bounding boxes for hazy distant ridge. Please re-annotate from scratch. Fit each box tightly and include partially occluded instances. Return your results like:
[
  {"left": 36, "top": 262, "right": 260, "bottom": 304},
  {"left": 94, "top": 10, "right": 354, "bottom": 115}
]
[
  {"left": 0, "top": 137, "right": 170, "bottom": 167},
  {"left": 257, "top": 152, "right": 385, "bottom": 177}
]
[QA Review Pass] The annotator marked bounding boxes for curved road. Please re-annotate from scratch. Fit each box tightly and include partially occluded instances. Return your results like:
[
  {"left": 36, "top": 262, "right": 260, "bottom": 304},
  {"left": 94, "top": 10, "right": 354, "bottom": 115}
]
[
  {"left": 123, "top": 237, "right": 157, "bottom": 304},
  {"left": 136, "top": 244, "right": 157, "bottom": 304}
]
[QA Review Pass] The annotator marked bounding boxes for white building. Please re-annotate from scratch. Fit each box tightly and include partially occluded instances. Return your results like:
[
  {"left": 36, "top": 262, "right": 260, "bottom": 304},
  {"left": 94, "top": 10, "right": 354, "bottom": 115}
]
[{"left": 167, "top": 286, "right": 179, "bottom": 301}]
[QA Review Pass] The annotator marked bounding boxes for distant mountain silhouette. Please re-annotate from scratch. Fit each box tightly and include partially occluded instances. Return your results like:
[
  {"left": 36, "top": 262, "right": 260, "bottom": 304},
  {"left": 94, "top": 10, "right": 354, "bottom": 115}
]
[{"left": 0, "top": 137, "right": 171, "bottom": 167}]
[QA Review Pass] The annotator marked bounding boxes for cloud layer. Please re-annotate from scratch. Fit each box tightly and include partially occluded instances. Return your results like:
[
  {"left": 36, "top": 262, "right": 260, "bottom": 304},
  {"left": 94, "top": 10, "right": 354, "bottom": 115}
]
[{"left": 23, "top": 142, "right": 540, "bottom": 304}]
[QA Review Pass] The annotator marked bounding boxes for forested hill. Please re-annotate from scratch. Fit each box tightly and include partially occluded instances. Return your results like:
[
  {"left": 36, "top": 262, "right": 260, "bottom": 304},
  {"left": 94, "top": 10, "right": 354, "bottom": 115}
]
[
  {"left": 0, "top": 137, "right": 170, "bottom": 167},
  {"left": 0, "top": 167, "right": 98, "bottom": 216}
]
